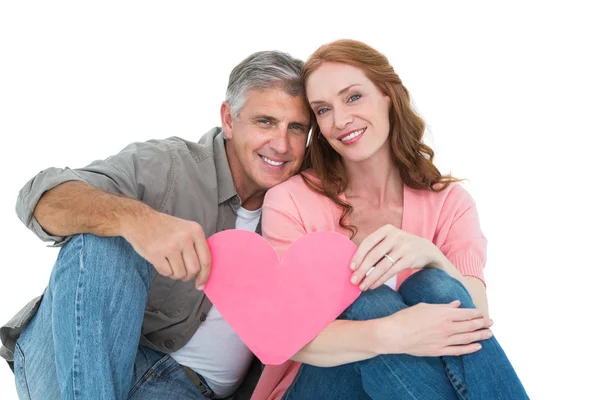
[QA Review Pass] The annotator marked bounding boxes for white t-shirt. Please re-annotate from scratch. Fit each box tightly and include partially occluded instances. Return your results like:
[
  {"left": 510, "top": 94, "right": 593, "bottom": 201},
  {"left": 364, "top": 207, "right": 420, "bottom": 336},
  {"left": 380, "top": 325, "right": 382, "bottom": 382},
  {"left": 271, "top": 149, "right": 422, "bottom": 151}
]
[
  {"left": 384, "top": 276, "right": 397, "bottom": 289},
  {"left": 170, "top": 207, "right": 261, "bottom": 398}
]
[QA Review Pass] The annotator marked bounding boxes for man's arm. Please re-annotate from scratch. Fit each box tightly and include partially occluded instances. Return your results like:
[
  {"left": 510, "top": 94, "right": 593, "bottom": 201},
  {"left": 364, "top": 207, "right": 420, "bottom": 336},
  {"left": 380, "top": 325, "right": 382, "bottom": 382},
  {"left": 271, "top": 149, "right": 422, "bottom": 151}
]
[
  {"left": 18, "top": 139, "right": 211, "bottom": 287},
  {"left": 34, "top": 180, "right": 149, "bottom": 238},
  {"left": 16, "top": 140, "right": 169, "bottom": 244}
]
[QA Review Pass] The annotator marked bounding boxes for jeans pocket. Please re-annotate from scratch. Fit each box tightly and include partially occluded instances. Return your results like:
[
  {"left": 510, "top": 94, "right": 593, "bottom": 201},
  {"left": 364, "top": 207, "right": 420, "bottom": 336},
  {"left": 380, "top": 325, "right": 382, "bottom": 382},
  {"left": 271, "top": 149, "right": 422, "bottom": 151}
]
[{"left": 14, "top": 343, "right": 31, "bottom": 400}]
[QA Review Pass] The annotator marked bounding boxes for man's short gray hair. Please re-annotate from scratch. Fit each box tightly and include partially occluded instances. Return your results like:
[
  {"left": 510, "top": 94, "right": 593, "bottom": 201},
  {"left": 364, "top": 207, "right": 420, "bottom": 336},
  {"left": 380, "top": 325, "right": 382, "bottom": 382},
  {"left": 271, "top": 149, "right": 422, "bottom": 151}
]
[{"left": 226, "top": 51, "right": 305, "bottom": 118}]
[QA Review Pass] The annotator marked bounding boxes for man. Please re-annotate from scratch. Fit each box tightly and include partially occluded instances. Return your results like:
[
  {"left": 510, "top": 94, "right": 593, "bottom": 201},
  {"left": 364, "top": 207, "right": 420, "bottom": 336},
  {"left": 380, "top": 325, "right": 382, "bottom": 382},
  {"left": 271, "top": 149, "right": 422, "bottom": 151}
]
[{"left": 0, "top": 50, "right": 311, "bottom": 399}]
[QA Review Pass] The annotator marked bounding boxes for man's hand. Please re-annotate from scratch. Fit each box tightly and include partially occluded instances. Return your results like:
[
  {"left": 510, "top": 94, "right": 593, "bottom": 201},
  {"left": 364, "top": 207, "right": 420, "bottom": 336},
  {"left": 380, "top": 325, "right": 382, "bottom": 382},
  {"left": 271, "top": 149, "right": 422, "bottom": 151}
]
[
  {"left": 121, "top": 208, "right": 211, "bottom": 289},
  {"left": 377, "top": 301, "right": 493, "bottom": 357},
  {"left": 32, "top": 181, "right": 211, "bottom": 288}
]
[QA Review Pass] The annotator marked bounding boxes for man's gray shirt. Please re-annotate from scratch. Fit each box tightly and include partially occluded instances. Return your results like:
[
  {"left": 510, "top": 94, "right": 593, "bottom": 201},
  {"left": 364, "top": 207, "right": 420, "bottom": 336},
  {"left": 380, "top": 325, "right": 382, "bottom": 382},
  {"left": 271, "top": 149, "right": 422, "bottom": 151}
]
[{"left": 0, "top": 127, "right": 254, "bottom": 363}]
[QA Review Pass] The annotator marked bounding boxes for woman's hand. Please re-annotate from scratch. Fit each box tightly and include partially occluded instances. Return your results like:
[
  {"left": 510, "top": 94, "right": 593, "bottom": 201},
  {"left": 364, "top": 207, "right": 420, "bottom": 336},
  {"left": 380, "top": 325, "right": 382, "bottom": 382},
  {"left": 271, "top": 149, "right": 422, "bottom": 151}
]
[
  {"left": 377, "top": 300, "right": 493, "bottom": 357},
  {"left": 350, "top": 224, "right": 444, "bottom": 290}
]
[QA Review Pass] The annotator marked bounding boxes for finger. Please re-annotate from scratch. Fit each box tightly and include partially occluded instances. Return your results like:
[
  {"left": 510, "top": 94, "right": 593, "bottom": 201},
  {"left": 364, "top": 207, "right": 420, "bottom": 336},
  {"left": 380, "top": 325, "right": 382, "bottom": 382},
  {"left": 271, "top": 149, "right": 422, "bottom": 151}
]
[
  {"left": 350, "top": 226, "right": 390, "bottom": 271},
  {"left": 358, "top": 236, "right": 396, "bottom": 276},
  {"left": 450, "top": 307, "right": 485, "bottom": 322},
  {"left": 359, "top": 263, "right": 387, "bottom": 291},
  {"left": 450, "top": 317, "right": 492, "bottom": 335},
  {"left": 448, "top": 329, "right": 493, "bottom": 346},
  {"left": 154, "top": 258, "right": 173, "bottom": 278},
  {"left": 366, "top": 254, "right": 411, "bottom": 290},
  {"left": 182, "top": 242, "right": 201, "bottom": 282},
  {"left": 195, "top": 273, "right": 208, "bottom": 291},
  {"left": 361, "top": 255, "right": 398, "bottom": 290},
  {"left": 439, "top": 343, "right": 482, "bottom": 357},
  {"left": 370, "top": 269, "right": 397, "bottom": 290},
  {"left": 440, "top": 300, "right": 461, "bottom": 308},
  {"left": 369, "top": 247, "right": 405, "bottom": 289},
  {"left": 352, "top": 237, "right": 395, "bottom": 285},
  {"left": 194, "top": 238, "right": 212, "bottom": 289},
  {"left": 168, "top": 252, "right": 187, "bottom": 280}
]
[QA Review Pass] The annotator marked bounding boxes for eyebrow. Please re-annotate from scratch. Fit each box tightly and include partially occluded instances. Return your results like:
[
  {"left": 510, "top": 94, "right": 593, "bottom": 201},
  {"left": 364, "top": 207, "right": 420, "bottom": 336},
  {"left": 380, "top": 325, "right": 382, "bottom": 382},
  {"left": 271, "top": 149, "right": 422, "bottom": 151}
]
[
  {"left": 251, "top": 114, "right": 310, "bottom": 131},
  {"left": 251, "top": 114, "right": 279, "bottom": 123},
  {"left": 309, "top": 84, "right": 361, "bottom": 105}
]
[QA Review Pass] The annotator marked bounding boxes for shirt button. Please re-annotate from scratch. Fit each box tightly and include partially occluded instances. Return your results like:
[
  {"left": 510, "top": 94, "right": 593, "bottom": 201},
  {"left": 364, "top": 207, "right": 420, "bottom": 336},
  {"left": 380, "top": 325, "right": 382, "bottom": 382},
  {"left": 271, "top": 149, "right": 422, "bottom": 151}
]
[
  {"left": 231, "top": 196, "right": 240, "bottom": 206},
  {"left": 165, "top": 340, "right": 175, "bottom": 349}
]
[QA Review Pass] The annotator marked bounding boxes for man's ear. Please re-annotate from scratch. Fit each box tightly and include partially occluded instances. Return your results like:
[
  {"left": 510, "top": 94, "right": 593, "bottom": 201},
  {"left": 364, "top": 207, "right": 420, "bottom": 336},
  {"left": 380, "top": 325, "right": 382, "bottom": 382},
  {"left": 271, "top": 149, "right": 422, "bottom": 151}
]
[{"left": 220, "top": 101, "right": 234, "bottom": 140}]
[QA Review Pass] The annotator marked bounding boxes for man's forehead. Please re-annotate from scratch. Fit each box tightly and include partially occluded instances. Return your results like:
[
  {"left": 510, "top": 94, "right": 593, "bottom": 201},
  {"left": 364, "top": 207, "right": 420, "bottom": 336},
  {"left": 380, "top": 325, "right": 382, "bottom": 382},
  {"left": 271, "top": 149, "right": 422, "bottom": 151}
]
[{"left": 242, "top": 89, "right": 310, "bottom": 121}]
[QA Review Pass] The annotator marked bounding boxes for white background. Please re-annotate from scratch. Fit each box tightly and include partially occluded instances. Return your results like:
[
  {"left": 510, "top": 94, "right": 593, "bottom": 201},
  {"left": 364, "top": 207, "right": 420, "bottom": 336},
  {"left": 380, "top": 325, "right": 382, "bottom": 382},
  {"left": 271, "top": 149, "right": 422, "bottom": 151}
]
[{"left": 1, "top": 1, "right": 598, "bottom": 399}]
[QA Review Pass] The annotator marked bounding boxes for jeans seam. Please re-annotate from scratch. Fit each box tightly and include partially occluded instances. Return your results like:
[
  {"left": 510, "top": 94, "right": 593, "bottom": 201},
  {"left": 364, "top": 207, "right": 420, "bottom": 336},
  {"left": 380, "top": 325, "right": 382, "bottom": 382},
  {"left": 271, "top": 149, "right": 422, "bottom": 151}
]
[
  {"left": 72, "top": 234, "right": 86, "bottom": 400},
  {"left": 443, "top": 360, "right": 468, "bottom": 400},
  {"left": 378, "top": 356, "right": 420, "bottom": 400},
  {"left": 15, "top": 343, "right": 31, "bottom": 400},
  {"left": 127, "top": 354, "right": 174, "bottom": 397}
]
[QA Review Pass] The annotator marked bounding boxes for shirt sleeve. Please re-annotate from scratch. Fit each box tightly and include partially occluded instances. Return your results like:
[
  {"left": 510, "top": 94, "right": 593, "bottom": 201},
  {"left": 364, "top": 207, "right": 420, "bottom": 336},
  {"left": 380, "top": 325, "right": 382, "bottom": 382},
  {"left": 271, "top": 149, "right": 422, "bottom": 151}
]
[
  {"left": 261, "top": 183, "right": 307, "bottom": 259},
  {"left": 436, "top": 184, "right": 488, "bottom": 285},
  {"left": 15, "top": 139, "right": 175, "bottom": 246}
]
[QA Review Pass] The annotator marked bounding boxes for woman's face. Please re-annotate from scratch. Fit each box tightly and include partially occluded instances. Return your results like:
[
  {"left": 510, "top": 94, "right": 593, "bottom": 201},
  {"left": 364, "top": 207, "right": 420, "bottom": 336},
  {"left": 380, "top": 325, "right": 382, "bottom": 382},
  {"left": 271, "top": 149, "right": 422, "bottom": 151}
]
[{"left": 306, "top": 62, "right": 391, "bottom": 164}]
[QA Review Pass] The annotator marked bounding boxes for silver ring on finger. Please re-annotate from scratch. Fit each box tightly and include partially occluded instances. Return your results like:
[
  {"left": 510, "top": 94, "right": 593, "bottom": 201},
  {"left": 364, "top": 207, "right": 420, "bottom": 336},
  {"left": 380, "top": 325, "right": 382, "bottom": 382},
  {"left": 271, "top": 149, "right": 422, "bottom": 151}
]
[{"left": 383, "top": 253, "right": 396, "bottom": 265}]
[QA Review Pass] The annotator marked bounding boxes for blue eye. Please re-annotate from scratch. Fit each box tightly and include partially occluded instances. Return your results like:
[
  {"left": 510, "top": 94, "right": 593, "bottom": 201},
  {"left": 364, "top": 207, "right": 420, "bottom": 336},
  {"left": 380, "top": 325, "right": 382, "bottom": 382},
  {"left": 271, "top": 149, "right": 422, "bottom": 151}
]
[
  {"left": 316, "top": 108, "right": 329, "bottom": 115},
  {"left": 349, "top": 94, "right": 361, "bottom": 102}
]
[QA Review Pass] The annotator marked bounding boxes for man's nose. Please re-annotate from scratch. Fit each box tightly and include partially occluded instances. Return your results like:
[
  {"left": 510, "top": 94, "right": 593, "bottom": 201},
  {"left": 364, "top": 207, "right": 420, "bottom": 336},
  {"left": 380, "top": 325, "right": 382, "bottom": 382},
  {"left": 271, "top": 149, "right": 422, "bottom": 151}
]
[{"left": 269, "top": 126, "right": 289, "bottom": 154}]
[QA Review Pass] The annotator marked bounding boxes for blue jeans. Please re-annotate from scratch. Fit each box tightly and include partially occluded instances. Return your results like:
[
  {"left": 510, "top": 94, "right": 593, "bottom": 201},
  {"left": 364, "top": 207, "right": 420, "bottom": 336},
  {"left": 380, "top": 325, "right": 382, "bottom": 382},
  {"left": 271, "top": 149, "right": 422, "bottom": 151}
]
[
  {"left": 284, "top": 268, "right": 529, "bottom": 400},
  {"left": 13, "top": 234, "right": 212, "bottom": 399}
]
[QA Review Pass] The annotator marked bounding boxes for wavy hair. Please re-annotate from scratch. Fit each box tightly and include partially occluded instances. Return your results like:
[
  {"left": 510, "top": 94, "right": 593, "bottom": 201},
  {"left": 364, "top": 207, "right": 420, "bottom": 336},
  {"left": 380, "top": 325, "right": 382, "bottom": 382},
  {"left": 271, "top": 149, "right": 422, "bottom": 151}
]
[{"left": 301, "top": 39, "right": 460, "bottom": 237}]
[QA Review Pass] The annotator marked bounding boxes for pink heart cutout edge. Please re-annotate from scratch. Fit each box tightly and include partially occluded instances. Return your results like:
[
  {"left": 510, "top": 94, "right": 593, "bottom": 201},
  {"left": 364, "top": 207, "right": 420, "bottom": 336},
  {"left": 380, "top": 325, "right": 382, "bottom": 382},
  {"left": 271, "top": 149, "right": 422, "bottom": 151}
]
[{"left": 204, "top": 230, "right": 361, "bottom": 365}]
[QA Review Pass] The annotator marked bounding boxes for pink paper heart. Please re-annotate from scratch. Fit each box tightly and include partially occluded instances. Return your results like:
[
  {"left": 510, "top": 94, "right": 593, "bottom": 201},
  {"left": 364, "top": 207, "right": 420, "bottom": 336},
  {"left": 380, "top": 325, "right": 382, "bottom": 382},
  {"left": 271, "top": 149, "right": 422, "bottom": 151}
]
[{"left": 204, "top": 230, "right": 361, "bottom": 365}]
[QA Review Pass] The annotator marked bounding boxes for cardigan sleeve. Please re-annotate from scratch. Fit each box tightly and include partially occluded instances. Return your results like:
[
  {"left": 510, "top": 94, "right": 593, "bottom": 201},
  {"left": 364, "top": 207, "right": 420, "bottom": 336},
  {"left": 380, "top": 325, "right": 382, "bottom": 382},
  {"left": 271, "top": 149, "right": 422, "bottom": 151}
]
[{"left": 436, "top": 184, "right": 488, "bottom": 284}]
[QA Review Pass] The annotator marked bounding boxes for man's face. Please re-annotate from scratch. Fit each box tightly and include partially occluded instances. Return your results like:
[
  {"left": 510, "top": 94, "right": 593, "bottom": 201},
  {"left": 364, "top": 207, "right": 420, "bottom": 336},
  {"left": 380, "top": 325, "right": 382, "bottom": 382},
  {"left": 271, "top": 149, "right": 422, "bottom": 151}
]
[{"left": 222, "top": 87, "right": 310, "bottom": 194}]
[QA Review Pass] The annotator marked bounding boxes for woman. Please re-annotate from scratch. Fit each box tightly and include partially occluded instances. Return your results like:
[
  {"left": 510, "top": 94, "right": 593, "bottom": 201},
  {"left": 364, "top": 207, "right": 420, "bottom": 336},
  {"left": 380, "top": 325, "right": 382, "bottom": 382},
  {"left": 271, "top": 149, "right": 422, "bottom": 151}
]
[{"left": 251, "top": 39, "right": 527, "bottom": 400}]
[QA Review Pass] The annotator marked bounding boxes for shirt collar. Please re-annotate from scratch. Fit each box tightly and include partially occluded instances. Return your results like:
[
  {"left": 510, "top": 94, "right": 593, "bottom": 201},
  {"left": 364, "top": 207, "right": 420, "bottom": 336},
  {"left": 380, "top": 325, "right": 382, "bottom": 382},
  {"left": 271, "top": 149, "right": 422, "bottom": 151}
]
[{"left": 204, "top": 127, "right": 239, "bottom": 205}]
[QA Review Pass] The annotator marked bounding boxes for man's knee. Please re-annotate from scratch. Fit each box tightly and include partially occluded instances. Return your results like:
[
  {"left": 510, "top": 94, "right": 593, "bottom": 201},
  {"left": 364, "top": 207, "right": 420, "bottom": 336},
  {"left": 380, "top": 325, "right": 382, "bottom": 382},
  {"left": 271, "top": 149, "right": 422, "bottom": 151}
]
[
  {"left": 340, "top": 285, "right": 407, "bottom": 321},
  {"left": 399, "top": 268, "right": 473, "bottom": 307},
  {"left": 60, "top": 233, "right": 128, "bottom": 256},
  {"left": 58, "top": 234, "right": 152, "bottom": 290}
]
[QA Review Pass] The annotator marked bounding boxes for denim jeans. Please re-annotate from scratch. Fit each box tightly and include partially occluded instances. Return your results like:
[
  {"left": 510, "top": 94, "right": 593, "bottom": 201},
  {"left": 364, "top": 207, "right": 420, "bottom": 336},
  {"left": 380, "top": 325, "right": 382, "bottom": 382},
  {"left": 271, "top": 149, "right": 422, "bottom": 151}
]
[
  {"left": 13, "top": 234, "right": 212, "bottom": 399},
  {"left": 284, "top": 268, "right": 529, "bottom": 400}
]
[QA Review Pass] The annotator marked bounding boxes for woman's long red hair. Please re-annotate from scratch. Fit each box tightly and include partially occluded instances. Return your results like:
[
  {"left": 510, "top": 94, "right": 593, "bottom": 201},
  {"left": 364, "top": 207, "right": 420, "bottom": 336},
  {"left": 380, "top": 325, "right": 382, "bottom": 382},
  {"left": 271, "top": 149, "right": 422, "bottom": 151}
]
[{"left": 301, "top": 39, "right": 460, "bottom": 237}]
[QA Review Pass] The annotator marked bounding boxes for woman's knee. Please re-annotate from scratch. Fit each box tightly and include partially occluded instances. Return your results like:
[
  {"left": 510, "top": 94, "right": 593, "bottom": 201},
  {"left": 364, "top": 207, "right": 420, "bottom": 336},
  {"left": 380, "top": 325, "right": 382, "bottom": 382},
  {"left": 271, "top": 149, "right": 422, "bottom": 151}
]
[
  {"left": 340, "top": 285, "right": 408, "bottom": 321},
  {"left": 399, "top": 268, "right": 474, "bottom": 307}
]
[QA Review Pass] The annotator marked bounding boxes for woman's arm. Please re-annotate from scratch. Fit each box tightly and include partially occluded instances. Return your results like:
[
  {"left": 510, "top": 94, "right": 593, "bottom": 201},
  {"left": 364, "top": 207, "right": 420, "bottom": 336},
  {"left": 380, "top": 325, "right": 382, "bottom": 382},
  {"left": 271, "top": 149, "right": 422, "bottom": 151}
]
[
  {"left": 433, "top": 184, "right": 490, "bottom": 317},
  {"left": 350, "top": 184, "right": 490, "bottom": 316},
  {"left": 262, "top": 183, "right": 490, "bottom": 367},
  {"left": 292, "top": 300, "right": 489, "bottom": 367},
  {"left": 291, "top": 319, "right": 381, "bottom": 366}
]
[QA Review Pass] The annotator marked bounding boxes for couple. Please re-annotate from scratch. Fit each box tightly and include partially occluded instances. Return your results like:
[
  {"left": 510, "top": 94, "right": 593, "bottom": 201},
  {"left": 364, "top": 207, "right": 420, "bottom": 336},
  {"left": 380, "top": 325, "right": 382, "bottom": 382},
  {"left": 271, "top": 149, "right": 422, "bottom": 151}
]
[{"left": 1, "top": 39, "right": 528, "bottom": 399}]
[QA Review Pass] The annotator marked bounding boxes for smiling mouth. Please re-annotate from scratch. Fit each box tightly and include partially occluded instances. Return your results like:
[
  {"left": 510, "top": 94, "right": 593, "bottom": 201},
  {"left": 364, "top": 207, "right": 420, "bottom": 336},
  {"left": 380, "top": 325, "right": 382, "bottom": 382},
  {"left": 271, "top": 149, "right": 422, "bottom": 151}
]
[
  {"left": 259, "top": 155, "right": 285, "bottom": 167},
  {"left": 340, "top": 128, "right": 366, "bottom": 142}
]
